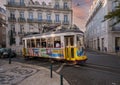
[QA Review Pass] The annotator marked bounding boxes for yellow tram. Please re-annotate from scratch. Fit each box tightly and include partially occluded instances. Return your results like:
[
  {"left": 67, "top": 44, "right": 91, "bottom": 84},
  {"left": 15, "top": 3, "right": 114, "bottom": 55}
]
[{"left": 22, "top": 26, "right": 87, "bottom": 64}]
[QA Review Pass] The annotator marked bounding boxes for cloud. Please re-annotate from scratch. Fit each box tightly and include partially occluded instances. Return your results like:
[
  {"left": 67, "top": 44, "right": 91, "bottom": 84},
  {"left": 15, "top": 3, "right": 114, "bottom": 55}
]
[{"left": 72, "top": 0, "right": 93, "bottom": 31}]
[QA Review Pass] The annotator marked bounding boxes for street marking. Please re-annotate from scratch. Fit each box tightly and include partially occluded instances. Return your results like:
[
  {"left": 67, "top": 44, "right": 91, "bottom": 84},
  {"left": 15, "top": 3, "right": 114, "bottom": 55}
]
[{"left": 56, "top": 63, "right": 66, "bottom": 73}]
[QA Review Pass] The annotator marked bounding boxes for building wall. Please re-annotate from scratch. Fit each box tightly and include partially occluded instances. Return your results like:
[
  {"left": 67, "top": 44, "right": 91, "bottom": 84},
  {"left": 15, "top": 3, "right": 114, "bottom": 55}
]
[
  {"left": 5, "top": 0, "right": 73, "bottom": 53},
  {"left": 0, "top": 7, "right": 6, "bottom": 48},
  {"left": 85, "top": 0, "right": 120, "bottom": 53}
]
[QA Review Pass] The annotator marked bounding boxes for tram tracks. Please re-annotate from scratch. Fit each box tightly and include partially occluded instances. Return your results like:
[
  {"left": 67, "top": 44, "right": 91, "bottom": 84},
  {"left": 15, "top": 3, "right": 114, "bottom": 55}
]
[{"left": 73, "top": 63, "right": 120, "bottom": 75}]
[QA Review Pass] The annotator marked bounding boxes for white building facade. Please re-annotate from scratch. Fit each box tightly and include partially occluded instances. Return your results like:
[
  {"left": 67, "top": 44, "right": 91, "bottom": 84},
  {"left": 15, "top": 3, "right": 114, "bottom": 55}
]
[
  {"left": 85, "top": 0, "right": 120, "bottom": 53},
  {"left": 0, "top": 7, "right": 6, "bottom": 48},
  {"left": 5, "top": 0, "right": 72, "bottom": 53}
]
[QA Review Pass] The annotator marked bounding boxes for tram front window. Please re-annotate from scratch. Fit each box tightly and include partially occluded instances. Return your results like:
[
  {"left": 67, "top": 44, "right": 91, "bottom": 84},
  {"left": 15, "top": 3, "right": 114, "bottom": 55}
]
[{"left": 65, "top": 36, "right": 74, "bottom": 46}]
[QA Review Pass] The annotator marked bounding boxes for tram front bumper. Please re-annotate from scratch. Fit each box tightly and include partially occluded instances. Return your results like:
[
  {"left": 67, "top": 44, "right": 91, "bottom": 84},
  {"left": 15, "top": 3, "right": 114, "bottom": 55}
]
[{"left": 75, "top": 55, "right": 88, "bottom": 61}]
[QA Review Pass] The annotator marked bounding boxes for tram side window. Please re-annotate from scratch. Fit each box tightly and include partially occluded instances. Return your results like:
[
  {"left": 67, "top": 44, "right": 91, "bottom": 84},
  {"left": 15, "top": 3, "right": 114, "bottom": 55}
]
[
  {"left": 41, "top": 38, "right": 46, "bottom": 48},
  {"left": 54, "top": 37, "right": 61, "bottom": 48},
  {"left": 36, "top": 39, "right": 40, "bottom": 48},
  {"left": 27, "top": 39, "right": 30, "bottom": 48},
  {"left": 31, "top": 39, "right": 35, "bottom": 48},
  {"left": 47, "top": 37, "right": 53, "bottom": 48}
]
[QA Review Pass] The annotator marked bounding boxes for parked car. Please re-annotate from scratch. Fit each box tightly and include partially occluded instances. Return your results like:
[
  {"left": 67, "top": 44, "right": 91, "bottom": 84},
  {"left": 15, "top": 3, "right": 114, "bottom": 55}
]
[{"left": 0, "top": 48, "right": 16, "bottom": 58}]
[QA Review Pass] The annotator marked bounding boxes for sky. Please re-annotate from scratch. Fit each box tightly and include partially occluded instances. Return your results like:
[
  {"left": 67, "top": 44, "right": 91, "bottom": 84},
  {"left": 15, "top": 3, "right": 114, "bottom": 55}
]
[{"left": 0, "top": 0, "right": 93, "bottom": 31}]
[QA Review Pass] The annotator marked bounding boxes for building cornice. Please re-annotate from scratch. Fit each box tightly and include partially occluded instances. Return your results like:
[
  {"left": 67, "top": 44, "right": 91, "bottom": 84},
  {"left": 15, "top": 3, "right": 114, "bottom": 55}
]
[{"left": 85, "top": 0, "right": 103, "bottom": 27}]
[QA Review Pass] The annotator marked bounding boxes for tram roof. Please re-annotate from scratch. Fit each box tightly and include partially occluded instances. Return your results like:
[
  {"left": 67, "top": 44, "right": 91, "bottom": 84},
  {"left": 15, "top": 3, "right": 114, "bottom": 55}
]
[{"left": 23, "top": 25, "right": 84, "bottom": 38}]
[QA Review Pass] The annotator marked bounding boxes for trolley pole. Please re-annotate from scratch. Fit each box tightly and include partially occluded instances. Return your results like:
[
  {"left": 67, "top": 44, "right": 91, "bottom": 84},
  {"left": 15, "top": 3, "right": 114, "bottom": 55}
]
[
  {"left": 60, "top": 74, "right": 63, "bottom": 85},
  {"left": 50, "top": 63, "right": 53, "bottom": 78}
]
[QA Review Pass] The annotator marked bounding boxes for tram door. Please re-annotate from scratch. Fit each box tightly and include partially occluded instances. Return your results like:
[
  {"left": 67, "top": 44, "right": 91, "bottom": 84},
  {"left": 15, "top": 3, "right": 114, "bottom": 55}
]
[{"left": 64, "top": 36, "right": 74, "bottom": 60}]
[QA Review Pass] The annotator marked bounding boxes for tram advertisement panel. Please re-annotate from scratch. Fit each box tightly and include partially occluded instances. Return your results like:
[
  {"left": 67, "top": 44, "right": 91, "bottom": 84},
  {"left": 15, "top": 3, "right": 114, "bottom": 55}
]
[
  {"left": 26, "top": 48, "right": 64, "bottom": 58},
  {"left": 41, "top": 48, "right": 49, "bottom": 57},
  {"left": 47, "top": 48, "right": 64, "bottom": 58}
]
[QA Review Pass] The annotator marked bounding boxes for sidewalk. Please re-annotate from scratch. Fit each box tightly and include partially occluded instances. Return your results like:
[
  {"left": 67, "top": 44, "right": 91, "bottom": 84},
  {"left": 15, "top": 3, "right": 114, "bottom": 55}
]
[{"left": 0, "top": 59, "right": 69, "bottom": 85}]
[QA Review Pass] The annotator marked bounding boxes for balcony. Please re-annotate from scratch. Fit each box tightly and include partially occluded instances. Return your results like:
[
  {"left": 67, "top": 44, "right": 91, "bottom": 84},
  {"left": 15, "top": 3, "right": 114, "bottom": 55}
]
[
  {"left": 54, "top": 6, "right": 70, "bottom": 10},
  {"left": 46, "top": 20, "right": 52, "bottom": 24},
  {"left": 63, "top": 6, "right": 70, "bottom": 10},
  {"left": 7, "top": 2, "right": 25, "bottom": 7},
  {"left": 18, "top": 17, "right": 26, "bottom": 22},
  {"left": 27, "top": 18, "right": 34, "bottom": 23},
  {"left": 36, "top": 19, "right": 44, "bottom": 23},
  {"left": 8, "top": 17, "right": 16, "bottom": 22},
  {"left": 18, "top": 32, "right": 25, "bottom": 36},
  {"left": 54, "top": 20, "right": 61, "bottom": 24},
  {"left": 111, "top": 27, "right": 120, "bottom": 32},
  {"left": 62, "top": 21, "right": 69, "bottom": 25}
]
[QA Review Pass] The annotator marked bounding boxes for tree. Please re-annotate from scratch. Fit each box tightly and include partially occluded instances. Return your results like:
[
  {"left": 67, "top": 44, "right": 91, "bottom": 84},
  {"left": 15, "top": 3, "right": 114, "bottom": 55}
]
[{"left": 104, "top": 0, "right": 120, "bottom": 26}]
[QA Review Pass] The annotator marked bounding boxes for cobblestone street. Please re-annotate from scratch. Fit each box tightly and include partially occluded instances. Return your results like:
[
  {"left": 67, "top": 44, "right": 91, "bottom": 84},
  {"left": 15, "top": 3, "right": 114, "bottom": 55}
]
[
  {"left": 0, "top": 59, "right": 69, "bottom": 85},
  {"left": 0, "top": 60, "right": 38, "bottom": 85}
]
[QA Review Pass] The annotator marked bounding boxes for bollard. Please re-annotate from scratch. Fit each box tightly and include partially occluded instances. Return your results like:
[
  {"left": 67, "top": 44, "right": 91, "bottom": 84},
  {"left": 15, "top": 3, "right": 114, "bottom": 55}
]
[
  {"left": 60, "top": 74, "right": 63, "bottom": 85},
  {"left": 9, "top": 55, "right": 11, "bottom": 64},
  {"left": 8, "top": 48, "right": 11, "bottom": 64},
  {"left": 50, "top": 63, "right": 52, "bottom": 78}
]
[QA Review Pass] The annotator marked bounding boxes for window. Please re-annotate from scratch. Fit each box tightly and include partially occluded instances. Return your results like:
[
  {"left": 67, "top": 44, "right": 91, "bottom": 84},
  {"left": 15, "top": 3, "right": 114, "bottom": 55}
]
[
  {"left": 10, "top": 0, "right": 15, "bottom": 3},
  {"left": 47, "top": 14, "right": 51, "bottom": 22},
  {"left": 112, "top": 1, "right": 119, "bottom": 11},
  {"left": 19, "top": 37, "right": 23, "bottom": 45},
  {"left": 10, "top": 11, "right": 15, "bottom": 18},
  {"left": 54, "top": 37, "right": 61, "bottom": 48},
  {"left": 27, "top": 39, "right": 31, "bottom": 48},
  {"left": 20, "top": 25, "right": 24, "bottom": 32},
  {"left": 47, "top": 37, "right": 53, "bottom": 48},
  {"left": 38, "top": 13, "right": 42, "bottom": 21},
  {"left": 36, "top": 39, "right": 41, "bottom": 48},
  {"left": 41, "top": 38, "right": 46, "bottom": 48},
  {"left": 29, "top": 24, "right": 33, "bottom": 32},
  {"left": 20, "top": 0, "right": 24, "bottom": 5},
  {"left": 64, "top": 2, "right": 68, "bottom": 9},
  {"left": 55, "top": 14, "right": 59, "bottom": 22},
  {"left": 11, "top": 24, "right": 15, "bottom": 32},
  {"left": 29, "top": 12, "right": 33, "bottom": 19},
  {"left": 31, "top": 39, "right": 35, "bottom": 48},
  {"left": 55, "top": 2, "right": 59, "bottom": 9},
  {"left": 19, "top": 11, "right": 24, "bottom": 18},
  {"left": 64, "top": 15, "right": 68, "bottom": 22}
]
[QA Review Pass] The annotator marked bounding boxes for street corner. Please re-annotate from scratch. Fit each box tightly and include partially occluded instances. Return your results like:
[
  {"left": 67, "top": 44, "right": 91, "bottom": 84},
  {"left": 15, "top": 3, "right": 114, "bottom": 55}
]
[{"left": 0, "top": 61, "right": 38, "bottom": 85}]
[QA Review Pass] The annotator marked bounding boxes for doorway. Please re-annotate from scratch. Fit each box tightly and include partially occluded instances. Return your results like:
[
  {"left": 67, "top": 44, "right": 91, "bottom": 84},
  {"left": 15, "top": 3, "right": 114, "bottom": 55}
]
[{"left": 64, "top": 36, "right": 74, "bottom": 59}]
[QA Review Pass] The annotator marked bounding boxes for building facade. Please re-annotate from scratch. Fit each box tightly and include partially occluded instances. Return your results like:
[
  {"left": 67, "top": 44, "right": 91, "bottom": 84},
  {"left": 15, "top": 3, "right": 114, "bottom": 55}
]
[
  {"left": 85, "top": 0, "right": 120, "bottom": 53},
  {"left": 0, "top": 7, "right": 6, "bottom": 48},
  {"left": 5, "top": 0, "right": 72, "bottom": 53}
]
